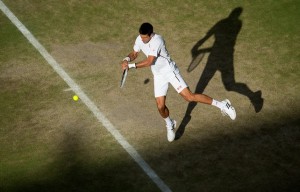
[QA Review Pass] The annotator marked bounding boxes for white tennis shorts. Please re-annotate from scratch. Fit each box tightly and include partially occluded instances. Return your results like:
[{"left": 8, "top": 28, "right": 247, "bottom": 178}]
[{"left": 154, "top": 71, "right": 188, "bottom": 97}]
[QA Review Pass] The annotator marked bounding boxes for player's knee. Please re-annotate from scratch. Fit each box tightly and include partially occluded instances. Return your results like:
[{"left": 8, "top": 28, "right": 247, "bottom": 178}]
[
  {"left": 157, "top": 105, "right": 166, "bottom": 114},
  {"left": 155, "top": 97, "right": 166, "bottom": 113},
  {"left": 156, "top": 102, "right": 165, "bottom": 112}
]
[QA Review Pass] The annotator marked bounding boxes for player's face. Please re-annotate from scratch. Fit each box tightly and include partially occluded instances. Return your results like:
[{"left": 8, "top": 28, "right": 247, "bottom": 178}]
[{"left": 140, "top": 34, "right": 151, "bottom": 44}]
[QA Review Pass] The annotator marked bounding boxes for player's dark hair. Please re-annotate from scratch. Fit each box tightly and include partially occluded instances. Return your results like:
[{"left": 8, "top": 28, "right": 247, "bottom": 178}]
[{"left": 139, "top": 23, "right": 153, "bottom": 36}]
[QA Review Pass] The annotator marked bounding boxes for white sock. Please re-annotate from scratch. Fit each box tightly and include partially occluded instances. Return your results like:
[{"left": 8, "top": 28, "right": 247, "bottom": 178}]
[
  {"left": 164, "top": 116, "right": 173, "bottom": 126},
  {"left": 211, "top": 99, "right": 224, "bottom": 109}
]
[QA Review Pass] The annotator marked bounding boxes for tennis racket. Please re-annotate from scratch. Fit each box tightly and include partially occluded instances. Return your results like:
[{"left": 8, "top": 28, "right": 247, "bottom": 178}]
[
  {"left": 187, "top": 47, "right": 212, "bottom": 72},
  {"left": 187, "top": 52, "right": 205, "bottom": 72},
  {"left": 120, "top": 68, "right": 128, "bottom": 88}
]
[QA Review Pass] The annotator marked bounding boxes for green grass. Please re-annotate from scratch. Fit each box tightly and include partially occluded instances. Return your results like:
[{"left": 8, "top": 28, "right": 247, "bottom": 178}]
[{"left": 1, "top": 0, "right": 299, "bottom": 192}]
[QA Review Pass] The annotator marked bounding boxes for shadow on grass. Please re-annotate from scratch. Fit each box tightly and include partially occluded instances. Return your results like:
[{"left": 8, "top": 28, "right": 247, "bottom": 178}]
[
  {"left": 172, "top": 118, "right": 300, "bottom": 192},
  {"left": 4, "top": 117, "right": 300, "bottom": 192},
  {"left": 5, "top": 128, "right": 159, "bottom": 192},
  {"left": 176, "top": 7, "right": 264, "bottom": 140}
]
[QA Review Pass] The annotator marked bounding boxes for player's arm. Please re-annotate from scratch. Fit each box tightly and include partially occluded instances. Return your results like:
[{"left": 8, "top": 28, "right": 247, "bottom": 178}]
[
  {"left": 122, "top": 53, "right": 155, "bottom": 70},
  {"left": 128, "top": 51, "right": 138, "bottom": 61},
  {"left": 121, "top": 51, "right": 139, "bottom": 70},
  {"left": 135, "top": 55, "right": 155, "bottom": 69}
]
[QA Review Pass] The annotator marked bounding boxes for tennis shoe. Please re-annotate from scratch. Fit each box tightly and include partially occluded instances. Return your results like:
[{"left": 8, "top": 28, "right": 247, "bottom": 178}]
[
  {"left": 221, "top": 99, "right": 236, "bottom": 120},
  {"left": 166, "top": 120, "right": 176, "bottom": 142}
]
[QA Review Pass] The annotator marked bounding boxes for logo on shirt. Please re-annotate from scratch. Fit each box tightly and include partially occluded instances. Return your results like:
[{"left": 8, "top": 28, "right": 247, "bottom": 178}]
[{"left": 177, "top": 86, "right": 182, "bottom": 91}]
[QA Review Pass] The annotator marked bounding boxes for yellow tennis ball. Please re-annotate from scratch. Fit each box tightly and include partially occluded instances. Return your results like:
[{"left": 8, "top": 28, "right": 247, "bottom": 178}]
[{"left": 73, "top": 95, "right": 79, "bottom": 101}]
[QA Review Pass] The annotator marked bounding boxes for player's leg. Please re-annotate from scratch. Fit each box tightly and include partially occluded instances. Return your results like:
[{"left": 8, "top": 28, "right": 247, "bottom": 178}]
[
  {"left": 179, "top": 87, "right": 212, "bottom": 104},
  {"left": 154, "top": 75, "right": 176, "bottom": 142},
  {"left": 155, "top": 96, "right": 169, "bottom": 118},
  {"left": 169, "top": 72, "right": 236, "bottom": 120},
  {"left": 185, "top": 65, "right": 217, "bottom": 116},
  {"left": 179, "top": 88, "right": 236, "bottom": 120},
  {"left": 166, "top": 71, "right": 212, "bottom": 104}
]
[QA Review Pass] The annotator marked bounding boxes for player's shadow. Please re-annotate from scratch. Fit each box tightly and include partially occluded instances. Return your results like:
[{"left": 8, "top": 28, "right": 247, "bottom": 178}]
[{"left": 176, "top": 7, "right": 264, "bottom": 140}]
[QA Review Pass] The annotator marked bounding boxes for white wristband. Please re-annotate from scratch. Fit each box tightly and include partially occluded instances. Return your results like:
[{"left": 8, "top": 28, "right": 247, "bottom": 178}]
[
  {"left": 123, "top": 57, "right": 130, "bottom": 62},
  {"left": 128, "top": 63, "right": 136, "bottom": 69}
]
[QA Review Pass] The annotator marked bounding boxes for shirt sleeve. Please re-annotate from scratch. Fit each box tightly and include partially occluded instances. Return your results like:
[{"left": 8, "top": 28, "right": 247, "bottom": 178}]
[{"left": 133, "top": 36, "right": 141, "bottom": 52}]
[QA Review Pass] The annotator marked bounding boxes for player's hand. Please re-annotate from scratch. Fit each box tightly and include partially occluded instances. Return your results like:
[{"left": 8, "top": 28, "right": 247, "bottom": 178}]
[{"left": 121, "top": 60, "right": 128, "bottom": 70}]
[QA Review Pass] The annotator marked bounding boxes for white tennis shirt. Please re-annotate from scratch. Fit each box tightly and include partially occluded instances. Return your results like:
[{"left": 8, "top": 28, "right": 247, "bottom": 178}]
[{"left": 133, "top": 33, "right": 178, "bottom": 75}]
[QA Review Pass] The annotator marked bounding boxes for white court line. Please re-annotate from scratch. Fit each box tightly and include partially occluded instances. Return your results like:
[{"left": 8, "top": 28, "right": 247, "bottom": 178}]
[{"left": 0, "top": 1, "right": 172, "bottom": 192}]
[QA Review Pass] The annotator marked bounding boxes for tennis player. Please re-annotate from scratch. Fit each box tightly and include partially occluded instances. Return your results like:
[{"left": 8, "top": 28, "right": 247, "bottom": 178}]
[{"left": 121, "top": 23, "right": 236, "bottom": 142}]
